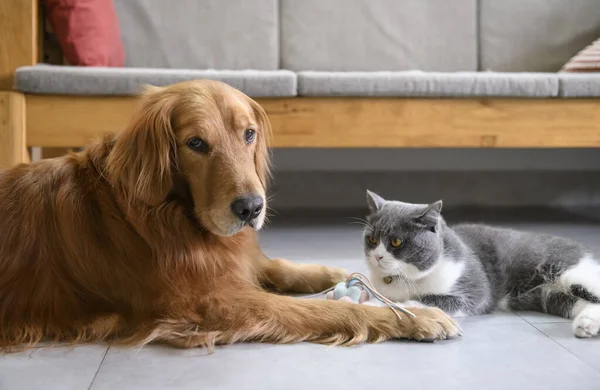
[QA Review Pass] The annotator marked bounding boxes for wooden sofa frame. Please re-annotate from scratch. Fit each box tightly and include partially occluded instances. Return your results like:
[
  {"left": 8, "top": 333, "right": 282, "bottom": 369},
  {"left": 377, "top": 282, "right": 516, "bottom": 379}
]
[{"left": 2, "top": 0, "right": 600, "bottom": 169}]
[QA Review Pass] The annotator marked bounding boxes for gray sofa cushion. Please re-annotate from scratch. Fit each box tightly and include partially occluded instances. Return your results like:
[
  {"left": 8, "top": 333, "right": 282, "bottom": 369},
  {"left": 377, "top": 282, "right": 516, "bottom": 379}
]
[
  {"left": 281, "top": 0, "right": 477, "bottom": 72},
  {"left": 480, "top": 0, "right": 600, "bottom": 72},
  {"left": 113, "top": 0, "right": 279, "bottom": 70},
  {"left": 559, "top": 74, "right": 600, "bottom": 97},
  {"left": 14, "top": 65, "right": 297, "bottom": 97},
  {"left": 17, "top": 66, "right": 600, "bottom": 98},
  {"left": 298, "top": 71, "right": 559, "bottom": 97}
]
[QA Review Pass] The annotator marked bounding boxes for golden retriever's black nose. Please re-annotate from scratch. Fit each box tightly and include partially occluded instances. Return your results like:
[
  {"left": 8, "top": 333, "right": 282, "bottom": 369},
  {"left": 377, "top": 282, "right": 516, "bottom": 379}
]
[{"left": 231, "top": 195, "right": 264, "bottom": 222}]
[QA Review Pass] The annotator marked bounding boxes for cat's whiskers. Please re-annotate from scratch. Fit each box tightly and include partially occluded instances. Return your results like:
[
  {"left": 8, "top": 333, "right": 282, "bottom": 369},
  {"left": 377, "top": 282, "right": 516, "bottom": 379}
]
[
  {"left": 392, "top": 271, "right": 409, "bottom": 297},
  {"left": 404, "top": 275, "right": 422, "bottom": 301},
  {"left": 393, "top": 265, "right": 422, "bottom": 301},
  {"left": 349, "top": 221, "right": 372, "bottom": 230},
  {"left": 348, "top": 217, "right": 373, "bottom": 230}
]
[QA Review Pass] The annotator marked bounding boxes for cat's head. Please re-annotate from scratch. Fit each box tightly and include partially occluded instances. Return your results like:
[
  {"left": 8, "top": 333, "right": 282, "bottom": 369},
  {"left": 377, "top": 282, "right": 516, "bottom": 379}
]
[{"left": 364, "top": 190, "right": 444, "bottom": 281}]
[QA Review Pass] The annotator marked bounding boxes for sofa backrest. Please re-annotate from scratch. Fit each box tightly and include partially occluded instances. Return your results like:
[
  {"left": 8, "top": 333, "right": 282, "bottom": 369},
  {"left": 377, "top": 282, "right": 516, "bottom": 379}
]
[
  {"left": 280, "top": 0, "right": 477, "bottom": 72},
  {"left": 114, "top": 0, "right": 600, "bottom": 72},
  {"left": 114, "top": 0, "right": 279, "bottom": 70},
  {"left": 480, "top": 0, "right": 600, "bottom": 72}
]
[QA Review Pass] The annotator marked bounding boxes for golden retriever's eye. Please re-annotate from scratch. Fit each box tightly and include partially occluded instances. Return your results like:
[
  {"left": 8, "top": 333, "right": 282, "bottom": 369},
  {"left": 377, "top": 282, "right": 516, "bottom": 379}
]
[
  {"left": 186, "top": 137, "right": 209, "bottom": 153},
  {"left": 367, "top": 236, "right": 377, "bottom": 245},
  {"left": 390, "top": 238, "right": 403, "bottom": 248},
  {"left": 245, "top": 129, "right": 256, "bottom": 144}
]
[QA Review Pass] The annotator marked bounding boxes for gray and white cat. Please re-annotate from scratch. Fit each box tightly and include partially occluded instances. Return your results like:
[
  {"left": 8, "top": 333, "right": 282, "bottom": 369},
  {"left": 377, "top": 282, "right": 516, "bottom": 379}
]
[{"left": 363, "top": 190, "right": 600, "bottom": 338}]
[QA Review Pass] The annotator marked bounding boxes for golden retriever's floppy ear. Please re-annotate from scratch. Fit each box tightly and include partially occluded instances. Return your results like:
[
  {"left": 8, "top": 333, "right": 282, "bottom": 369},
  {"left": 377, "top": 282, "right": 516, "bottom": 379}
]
[
  {"left": 107, "top": 86, "right": 177, "bottom": 206},
  {"left": 249, "top": 99, "right": 272, "bottom": 187}
]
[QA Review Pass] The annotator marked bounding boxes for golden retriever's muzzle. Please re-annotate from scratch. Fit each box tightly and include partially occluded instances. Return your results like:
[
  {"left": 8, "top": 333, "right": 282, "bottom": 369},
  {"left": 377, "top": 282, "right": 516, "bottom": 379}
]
[{"left": 230, "top": 194, "right": 264, "bottom": 228}]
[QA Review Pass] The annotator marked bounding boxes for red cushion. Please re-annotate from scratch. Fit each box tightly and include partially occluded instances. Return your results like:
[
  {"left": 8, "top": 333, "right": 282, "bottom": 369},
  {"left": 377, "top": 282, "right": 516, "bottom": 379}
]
[{"left": 45, "top": 0, "right": 124, "bottom": 67}]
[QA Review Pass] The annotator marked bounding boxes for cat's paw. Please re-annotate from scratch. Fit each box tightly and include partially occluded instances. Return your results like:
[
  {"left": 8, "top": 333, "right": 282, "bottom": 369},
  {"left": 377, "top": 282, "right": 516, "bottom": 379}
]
[
  {"left": 572, "top": 304, "right": 600, "bottom": 338},
  {"left": 573, "top": 317, "right": 600, "bottom": 338}
]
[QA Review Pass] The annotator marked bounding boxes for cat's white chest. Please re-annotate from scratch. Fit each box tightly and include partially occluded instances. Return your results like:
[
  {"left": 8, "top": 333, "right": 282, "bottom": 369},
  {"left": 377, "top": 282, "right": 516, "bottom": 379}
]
[
  {"left": 372, "top": 257, "right": 464, "bottom": 302},
  {"left": 415, "top": 258, "right": 464, "bottom": 295}
]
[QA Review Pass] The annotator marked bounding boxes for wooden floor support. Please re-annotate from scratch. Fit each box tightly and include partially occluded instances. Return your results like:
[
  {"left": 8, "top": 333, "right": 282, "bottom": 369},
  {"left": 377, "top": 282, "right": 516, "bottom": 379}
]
[
  {"left": 26, "top": 95, "right": 600, "bottom": 148},
  {"left": 0, "top": 92, "right": 27, "bottom": 169},
  {"left": 0, "top": 0, "right": 39, "bottom": 89}
]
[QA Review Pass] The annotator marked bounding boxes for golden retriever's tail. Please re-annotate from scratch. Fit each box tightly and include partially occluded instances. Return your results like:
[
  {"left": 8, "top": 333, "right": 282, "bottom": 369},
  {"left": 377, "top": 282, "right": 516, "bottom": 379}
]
[
  {"left": 0, "top": 325, "right": 46, "bottom": 352},
  {"left": 0, "top": 313, "right": 125, "bottom": 353},
  {"left": 114, "top": 317, "right": 221, "bottom": 352},
  {"left": 0, "top": 314, "right": 224, "bottom": 353}
]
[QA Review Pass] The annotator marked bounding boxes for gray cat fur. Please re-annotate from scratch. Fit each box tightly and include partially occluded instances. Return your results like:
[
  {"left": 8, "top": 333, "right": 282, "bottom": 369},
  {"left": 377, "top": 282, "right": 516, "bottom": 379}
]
[{"left": 364, "top": 190, "right": 599, "bottom": 317}]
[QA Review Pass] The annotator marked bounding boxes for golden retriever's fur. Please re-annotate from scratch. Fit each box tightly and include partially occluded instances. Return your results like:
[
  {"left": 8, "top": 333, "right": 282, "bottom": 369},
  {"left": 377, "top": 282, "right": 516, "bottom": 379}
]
[{"left": 0, "top": 80, "right": 459, "bottom": 351}]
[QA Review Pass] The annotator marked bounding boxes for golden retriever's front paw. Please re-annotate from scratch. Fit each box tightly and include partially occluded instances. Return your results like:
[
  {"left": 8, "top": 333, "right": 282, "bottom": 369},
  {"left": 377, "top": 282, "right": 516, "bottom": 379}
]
[
  {"left": 270, "top": 261, "right": 350, "bottom": 294},
  {"left": 302, "top": 265, "right": 350, "bottom": 293},
  {"left": 321, "top": 266, "right": 350, "bottom": 289},
  {"left": 407, "top": 307, "right": 462, "bottom": 341}
]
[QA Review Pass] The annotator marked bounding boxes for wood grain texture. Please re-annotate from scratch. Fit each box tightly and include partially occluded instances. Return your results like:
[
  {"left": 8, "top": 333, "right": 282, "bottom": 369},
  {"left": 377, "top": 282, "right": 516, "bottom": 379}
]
[
  {"left": 26, "top": 96, "right": 600, "bottom": 148},
  {"left": 0, "top": 92, "right": 26, "bottom": 168},
  {"left": 0, "top": 0, "right": 38, "bottom": 89},
  {"left": 28, "top": 96, "right": 137, "bottom": 147}
]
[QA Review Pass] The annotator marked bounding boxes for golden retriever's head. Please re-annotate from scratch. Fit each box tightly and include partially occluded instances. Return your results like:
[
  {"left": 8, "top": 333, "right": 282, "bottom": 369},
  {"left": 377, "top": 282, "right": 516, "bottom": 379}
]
[{"left": 107, "top": 80, "right": 271, "bottom": 236}]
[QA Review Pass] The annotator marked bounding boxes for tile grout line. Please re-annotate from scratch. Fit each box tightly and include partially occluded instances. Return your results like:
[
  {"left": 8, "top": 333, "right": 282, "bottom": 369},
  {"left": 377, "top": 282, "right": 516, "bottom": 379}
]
[
  {"left": 513, "top": 310, "right": 572, "bottom": 326},
  {"left": 512, "top": 310, "right": 527, "bottom": 323},
  {"left": 513, "top": 309, "right": 600, "bottom": 373},
  {"left": 529, "top": 322, "right": 600, "bottom": 375},
  {"left": 87, "top": 344, "right": 110, "bottom": 390}
]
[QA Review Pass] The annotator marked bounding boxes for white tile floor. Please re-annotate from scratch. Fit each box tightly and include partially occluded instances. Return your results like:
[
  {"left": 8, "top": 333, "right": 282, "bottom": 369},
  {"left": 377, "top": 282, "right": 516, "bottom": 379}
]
[{"left": 2, "top": 209, "right": 600, "bottom": 390}]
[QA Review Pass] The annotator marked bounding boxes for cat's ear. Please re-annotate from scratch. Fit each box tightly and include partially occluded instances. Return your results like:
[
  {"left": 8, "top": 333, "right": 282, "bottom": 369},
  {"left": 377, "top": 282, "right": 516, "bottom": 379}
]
[
  {"left": 366, "top": 190, "right": 386, "bottom": 213},
  {"left": 415, "top": 200, "right": 443, "bottom": 232},
  {"left": 427, "top": 200, "right": 443, "bottom": 215}
]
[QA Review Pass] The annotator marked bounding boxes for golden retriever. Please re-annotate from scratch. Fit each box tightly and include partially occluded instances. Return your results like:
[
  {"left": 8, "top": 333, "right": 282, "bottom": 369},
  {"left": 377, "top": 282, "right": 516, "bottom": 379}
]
[{"left": 0, "top": 80, "right": 459, "bottom": 351}]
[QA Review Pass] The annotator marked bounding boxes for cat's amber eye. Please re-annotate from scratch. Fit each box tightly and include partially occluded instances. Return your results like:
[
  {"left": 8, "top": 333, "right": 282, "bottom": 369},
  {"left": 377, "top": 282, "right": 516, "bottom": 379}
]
[
  {"left": 367, "top": 236, "right": 377, "bottom": 245},
  {"left": 390, "top": 238, "right": 403, "bottom": 248}
]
